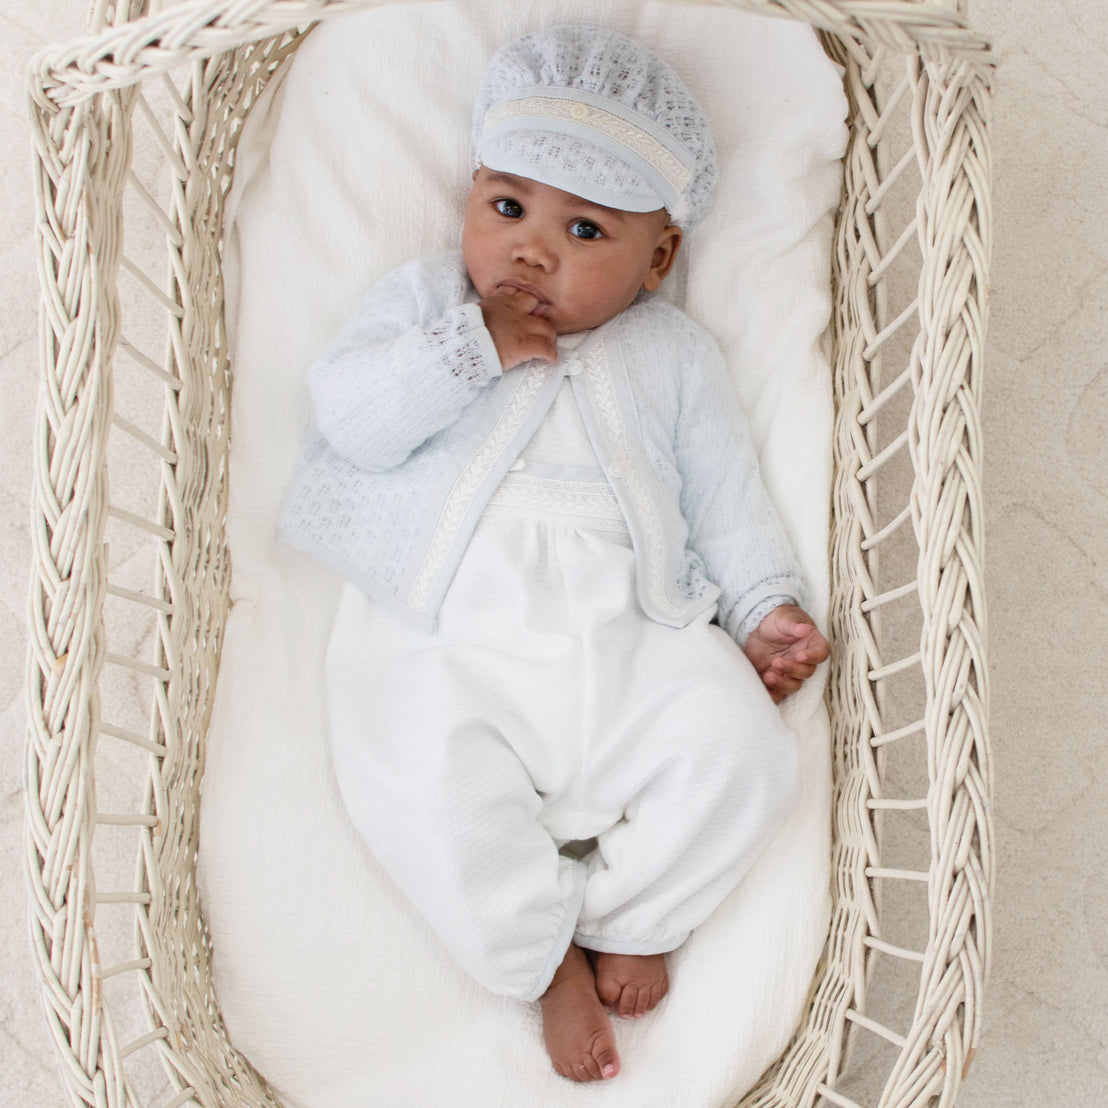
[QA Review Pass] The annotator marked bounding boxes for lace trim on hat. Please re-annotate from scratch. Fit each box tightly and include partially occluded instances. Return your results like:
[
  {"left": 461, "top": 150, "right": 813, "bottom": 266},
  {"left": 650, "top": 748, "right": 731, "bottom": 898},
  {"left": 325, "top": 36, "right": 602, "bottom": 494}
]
[{"left": 482, "top": 87, "right": 694, "bottom": 208}]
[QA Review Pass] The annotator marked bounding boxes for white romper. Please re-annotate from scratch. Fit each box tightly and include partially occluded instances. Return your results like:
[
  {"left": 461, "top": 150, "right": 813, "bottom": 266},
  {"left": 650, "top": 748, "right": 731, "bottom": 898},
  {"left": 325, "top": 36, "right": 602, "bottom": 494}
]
[{"left": 326, "top": 344, "right": 801, "bottom": 1003}]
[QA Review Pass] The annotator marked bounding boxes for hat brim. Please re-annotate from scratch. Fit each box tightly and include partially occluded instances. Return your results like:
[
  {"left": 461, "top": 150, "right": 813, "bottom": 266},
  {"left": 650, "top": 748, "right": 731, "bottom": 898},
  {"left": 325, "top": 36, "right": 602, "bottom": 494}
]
[{"left": 478, "top": 140, "right": 669, "bottom": 215}]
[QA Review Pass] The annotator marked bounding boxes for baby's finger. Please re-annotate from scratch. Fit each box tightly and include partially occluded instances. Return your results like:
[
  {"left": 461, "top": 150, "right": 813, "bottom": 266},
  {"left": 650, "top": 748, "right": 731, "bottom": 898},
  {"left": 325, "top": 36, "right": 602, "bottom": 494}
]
[
  {"left": 771, "top": 653, "right": 813, "bottom": 673},
  {"left": 526, "top": 328, "right": 558, "bottom": 363},
  {"left": 763, "top": 665, "right": 807, "bottom": 703},
  {"left": 493, "top": 285, "right": 542, "bottom": 316},
  {"left": 519, "top": 314, "right": 557, "bottom": 356},
  {"left": 781, "top": 660, "right": 818, "bottom": 681},
  {"left": 770, "top": 673, "right": 803, "bottom": 699},
  {"left": 778, "top": 676, "right": 803, "bottom": 697},
  {"left": 785, "top": 618, "right": 816, "bottom": 643}
]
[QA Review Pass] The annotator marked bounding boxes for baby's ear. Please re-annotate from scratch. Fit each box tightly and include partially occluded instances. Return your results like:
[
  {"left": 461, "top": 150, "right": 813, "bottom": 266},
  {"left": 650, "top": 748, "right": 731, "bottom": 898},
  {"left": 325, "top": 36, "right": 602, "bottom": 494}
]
[{"left": 642, "top": 224, "right": 683, "bottom": 292}]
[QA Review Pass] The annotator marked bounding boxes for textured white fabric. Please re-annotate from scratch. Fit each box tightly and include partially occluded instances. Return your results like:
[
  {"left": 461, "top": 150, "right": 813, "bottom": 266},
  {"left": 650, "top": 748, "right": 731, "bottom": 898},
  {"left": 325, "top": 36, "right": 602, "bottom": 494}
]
[
  {"left": 488, "top": 472, "right": 626, "bottom": 529},
  {"left": 474, "top": 24, "right": 716, "bottom": 225},
  {"left": 328, "top": 447, "right": 799, "bottom": 1002},
  {"left": 512, "top": 378, "right": 606, "bottom": 481},
  {"left": 200, "top": 2, "right": 846, "bottom": 1105}
]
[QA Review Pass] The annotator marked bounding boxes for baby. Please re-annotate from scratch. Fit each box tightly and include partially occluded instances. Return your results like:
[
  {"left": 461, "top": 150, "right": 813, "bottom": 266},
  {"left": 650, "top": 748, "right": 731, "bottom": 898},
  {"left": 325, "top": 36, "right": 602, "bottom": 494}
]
[{"left": 281, "top": 23, "right": 828, "bottom": 1084}]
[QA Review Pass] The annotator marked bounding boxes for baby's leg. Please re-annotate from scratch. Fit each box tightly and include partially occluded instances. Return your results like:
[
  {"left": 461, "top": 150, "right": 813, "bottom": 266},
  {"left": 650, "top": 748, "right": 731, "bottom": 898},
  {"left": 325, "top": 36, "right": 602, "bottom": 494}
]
[
  {"left": 575, "top": 613, "right": 801, "bottom": 972},
  {"left": 540, "top": 944, "right": 620, "bottom": 1081},
  {"left": 592, "top": 951, "right": 669, "bottom": 1019},
  {"left": 326, "top": 585, "right": 586, "bottom": 1004}
]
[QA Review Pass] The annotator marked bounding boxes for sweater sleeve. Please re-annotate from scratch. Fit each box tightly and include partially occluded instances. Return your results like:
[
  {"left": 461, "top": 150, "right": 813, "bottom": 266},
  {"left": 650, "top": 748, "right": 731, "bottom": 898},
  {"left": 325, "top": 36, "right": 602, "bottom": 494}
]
[
  {"left": 308, "top": 255, "right": 503, "bottom": 472},
  {"left": 673, "top": 327, "right": 807, "bottom": 646}
]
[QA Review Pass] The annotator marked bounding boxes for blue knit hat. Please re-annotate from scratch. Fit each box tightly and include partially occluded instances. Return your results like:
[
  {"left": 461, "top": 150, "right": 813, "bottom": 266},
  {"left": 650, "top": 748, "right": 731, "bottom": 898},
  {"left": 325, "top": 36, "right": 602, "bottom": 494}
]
[{"left": 473, "top": 24, "right": 717, "bottom": 228}]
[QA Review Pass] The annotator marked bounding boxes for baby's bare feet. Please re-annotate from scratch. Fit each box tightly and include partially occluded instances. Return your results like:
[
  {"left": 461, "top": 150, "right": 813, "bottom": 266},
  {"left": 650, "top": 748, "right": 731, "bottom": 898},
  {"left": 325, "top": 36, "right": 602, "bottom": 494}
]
[
  {"left": 540, "top": 944, "right": 620, "bottom": 1082},
  {"left": 593, "top": 951, "right": 669, "bottom": 1019}
]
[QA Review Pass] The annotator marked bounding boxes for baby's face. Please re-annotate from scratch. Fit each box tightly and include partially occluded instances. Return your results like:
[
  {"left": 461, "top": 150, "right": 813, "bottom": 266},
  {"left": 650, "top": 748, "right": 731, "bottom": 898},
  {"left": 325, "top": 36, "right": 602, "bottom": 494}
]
[{"left": 462, "top": 167, "right": 682, "bottom": 335}]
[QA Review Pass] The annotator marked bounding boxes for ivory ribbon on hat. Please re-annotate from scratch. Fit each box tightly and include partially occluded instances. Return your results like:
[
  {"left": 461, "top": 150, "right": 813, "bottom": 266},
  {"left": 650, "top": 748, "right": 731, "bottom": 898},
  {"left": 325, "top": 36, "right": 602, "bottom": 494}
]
[{"left": 479, "top": 86, "right": 695, "bottom": 218}]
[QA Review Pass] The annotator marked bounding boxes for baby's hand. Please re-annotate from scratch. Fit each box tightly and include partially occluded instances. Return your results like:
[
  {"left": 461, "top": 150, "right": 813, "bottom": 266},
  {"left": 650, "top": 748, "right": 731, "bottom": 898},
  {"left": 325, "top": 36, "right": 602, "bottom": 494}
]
[
  {"left": 479, "top": 287, "right": 558, "bottom": 371},
  {"left": 743, "top": 604, "right": 829, "bottom": 704}
]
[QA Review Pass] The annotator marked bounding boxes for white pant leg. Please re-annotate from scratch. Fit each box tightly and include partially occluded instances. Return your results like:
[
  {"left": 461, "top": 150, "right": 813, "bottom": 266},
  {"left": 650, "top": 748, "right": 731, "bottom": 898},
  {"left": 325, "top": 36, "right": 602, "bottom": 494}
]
[
  {"left": 572, "top": 607, "right": 801, "bottom": 954},
  {"left": 327, "top": 581, "right": 586, "bottom": 1003},
  {"left": 327, "top": 485, "right": 800, "bottom": 993}
]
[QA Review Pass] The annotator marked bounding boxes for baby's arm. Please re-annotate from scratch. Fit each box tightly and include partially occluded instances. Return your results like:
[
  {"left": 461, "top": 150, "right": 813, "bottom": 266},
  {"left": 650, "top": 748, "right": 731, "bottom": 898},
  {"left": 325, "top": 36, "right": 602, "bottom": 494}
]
[
  {"left": 671, "top": 326, "right": 808, "bottom": 643},
  {"left": 742, "top": 604, "right": 829, "bottom": 703},
  {"left": 308, "top": 256, "right": 505, "bottom": 472},
  {"left": 668, "top": 318, "right": 828, "bottom": 699}
]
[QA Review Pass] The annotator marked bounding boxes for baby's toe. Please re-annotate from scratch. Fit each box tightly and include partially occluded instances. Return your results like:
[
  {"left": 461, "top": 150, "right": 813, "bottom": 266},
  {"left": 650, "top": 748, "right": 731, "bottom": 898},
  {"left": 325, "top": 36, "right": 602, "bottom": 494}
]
[
  {"left": 633, "top": 983, "right": 657, "bottom": 1018},
  {"left": 593, "top": 1035, "right": 620, "bottom": 1080},
  {"left": 618, "top": 984, "right": 640, "bottom": 1019},
  {"left": 595, "top": 972, "right": 621, "bottom": 1011},
  {"left": 559, "top": 1032, "right": 619, "bottom": 1081}
]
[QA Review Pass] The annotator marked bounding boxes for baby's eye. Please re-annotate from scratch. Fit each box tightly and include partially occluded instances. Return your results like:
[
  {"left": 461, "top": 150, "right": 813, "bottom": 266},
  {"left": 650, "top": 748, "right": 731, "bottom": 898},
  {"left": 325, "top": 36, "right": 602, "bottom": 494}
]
[
  {"left": 494, "top": 198, "right": 523, "bottom": 218},
  {"left": 569, "top": 219, "right": 604, "bottom": 240}
]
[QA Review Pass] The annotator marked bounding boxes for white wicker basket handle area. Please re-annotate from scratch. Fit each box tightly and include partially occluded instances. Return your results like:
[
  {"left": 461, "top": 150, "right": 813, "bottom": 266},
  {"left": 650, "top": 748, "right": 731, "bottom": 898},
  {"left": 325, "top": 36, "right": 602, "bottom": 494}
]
[
  {"left": 26, "top": 2, "right": 993, "bottom": 1106},
  {"left": 29, "top": 0, "right": 993, "bottom": 106}
]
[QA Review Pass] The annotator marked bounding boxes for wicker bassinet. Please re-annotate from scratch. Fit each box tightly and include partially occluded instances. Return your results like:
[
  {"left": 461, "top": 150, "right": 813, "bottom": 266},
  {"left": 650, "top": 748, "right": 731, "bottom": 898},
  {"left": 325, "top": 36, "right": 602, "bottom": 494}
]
[{"left": 25, "top": 1, "right": 993, "bottom": 1105}]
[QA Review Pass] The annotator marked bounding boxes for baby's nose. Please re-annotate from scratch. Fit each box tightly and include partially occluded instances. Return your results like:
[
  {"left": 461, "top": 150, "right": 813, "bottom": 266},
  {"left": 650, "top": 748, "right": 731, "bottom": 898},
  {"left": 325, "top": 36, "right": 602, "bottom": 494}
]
[{"left": 512, "top": 232, "right": 557, "bottom": 270}]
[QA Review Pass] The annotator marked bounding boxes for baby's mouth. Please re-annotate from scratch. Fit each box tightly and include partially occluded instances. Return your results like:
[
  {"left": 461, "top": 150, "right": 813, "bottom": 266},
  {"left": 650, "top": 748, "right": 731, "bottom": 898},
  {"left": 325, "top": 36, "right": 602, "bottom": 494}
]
[{"left": 498, "top": 279, "right": 551, "bottom": 316}]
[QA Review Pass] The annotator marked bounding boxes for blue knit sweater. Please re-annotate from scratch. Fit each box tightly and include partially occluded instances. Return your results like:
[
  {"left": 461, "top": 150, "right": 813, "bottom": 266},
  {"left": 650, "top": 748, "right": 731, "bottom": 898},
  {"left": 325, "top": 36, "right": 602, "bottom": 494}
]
[{"left": 279, "top": 251, "right": 805, "bottom": 643}]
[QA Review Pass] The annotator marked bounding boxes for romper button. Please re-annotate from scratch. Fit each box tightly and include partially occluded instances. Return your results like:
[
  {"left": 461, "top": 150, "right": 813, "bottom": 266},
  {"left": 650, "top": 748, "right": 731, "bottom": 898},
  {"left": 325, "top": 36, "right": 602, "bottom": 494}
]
[
  {"left": 510, "top": 457, "right": 526, "bottom": 472},
  {"left": 607, "top": 460, "right": 627, "bottom": 480},
  {"left": 570, "top": 102, "right": 589, "bottom": 121}
]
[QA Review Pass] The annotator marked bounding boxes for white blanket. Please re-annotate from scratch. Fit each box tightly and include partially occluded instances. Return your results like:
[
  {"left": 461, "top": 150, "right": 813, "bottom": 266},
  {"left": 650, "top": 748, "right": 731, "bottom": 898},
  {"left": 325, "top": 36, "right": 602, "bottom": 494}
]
[{"left": 199, "top": 3, "right": 846, "bottom": 1105}]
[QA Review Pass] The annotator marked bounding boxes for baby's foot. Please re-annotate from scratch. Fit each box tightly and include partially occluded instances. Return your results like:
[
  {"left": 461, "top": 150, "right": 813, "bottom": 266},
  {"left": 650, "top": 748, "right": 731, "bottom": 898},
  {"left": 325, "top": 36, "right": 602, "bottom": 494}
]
[
  {"left": 540, "top": 944, "right": 620, "bottom": 1082},
  {"left": 594, "top": 951, "right": 669, "bottom": 1019}
]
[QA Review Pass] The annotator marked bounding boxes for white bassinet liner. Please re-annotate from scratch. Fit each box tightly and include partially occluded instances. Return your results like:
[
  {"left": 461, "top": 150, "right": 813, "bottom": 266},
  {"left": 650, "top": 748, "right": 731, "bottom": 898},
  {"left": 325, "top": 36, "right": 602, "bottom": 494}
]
[{"left": 197, "top": 2, "right": 847, "bottom": 1104}]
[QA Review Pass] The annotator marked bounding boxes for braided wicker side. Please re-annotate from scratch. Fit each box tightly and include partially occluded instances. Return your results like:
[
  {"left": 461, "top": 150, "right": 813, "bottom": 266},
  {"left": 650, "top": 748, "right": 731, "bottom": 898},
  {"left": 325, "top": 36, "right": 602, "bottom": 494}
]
[
  {"left": 746, "top": 22, "right": 992, "bottom": 1108},
  {"left": 887, "top": 41, "right": 993, "bottom": 1102},
  {"left": 25, "top": 3, "right": 993, "bottom": 1106},
  {"left": 27, "top": 83, "right": 129, "bottom": 1108},
  {"left": 27, "top": 15, "right": 306, "bottom": 1106},
  {"left": 132, "top": 33, "right": 310, "bottom": 1107}
]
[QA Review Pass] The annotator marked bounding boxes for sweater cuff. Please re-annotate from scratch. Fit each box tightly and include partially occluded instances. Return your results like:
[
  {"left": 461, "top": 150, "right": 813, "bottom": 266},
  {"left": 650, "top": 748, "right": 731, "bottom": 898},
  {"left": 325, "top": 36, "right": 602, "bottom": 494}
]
[
  {"left": 733, "top": 593, "right": 801, "bottom": 647},
  {"left": 452, "top": 302, "right": 503, "bottom": 380}
]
